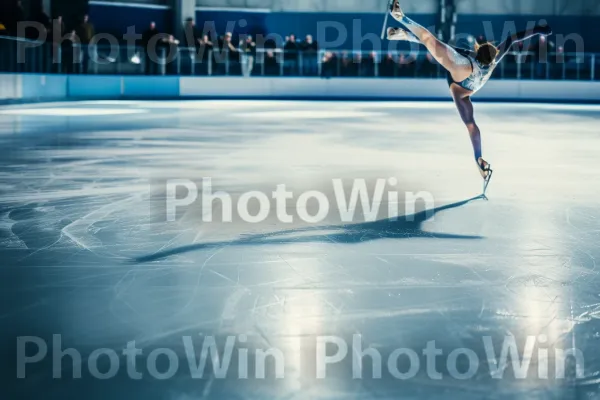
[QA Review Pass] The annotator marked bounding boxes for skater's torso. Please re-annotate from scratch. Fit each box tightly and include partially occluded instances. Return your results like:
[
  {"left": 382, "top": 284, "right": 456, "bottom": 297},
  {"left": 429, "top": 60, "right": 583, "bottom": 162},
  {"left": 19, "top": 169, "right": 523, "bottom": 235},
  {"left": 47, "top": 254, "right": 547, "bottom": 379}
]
[{"left": 446, "top": 47, "right": 495, "bottom": 94}]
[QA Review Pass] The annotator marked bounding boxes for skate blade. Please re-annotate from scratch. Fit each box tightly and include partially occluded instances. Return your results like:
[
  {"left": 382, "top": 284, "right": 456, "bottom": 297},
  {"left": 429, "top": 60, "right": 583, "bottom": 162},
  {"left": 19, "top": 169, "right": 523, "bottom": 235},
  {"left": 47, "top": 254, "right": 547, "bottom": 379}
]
[{"left": 482, "top": 168, "right": 493, "bottom": 198}]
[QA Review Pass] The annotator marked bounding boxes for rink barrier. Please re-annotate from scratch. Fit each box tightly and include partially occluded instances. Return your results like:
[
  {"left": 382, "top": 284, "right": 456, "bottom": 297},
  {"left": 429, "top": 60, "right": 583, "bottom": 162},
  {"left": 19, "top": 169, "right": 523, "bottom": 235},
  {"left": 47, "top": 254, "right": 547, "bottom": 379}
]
[{"left": 1, "top": 74, "right": 599, "bottom": 103}]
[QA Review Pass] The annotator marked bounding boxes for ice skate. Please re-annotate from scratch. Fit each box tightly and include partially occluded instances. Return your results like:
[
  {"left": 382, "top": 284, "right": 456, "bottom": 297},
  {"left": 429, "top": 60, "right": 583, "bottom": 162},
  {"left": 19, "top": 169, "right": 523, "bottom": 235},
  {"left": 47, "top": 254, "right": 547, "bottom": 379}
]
[
  {"left": 478, "top": 157, "right": 493, "bottom": 196},
  {"left": 390, "top": 0, "right": 405, "bottom": 22},
  {"left": 387, "top": 27, "right": 420, "bottom": 43}
]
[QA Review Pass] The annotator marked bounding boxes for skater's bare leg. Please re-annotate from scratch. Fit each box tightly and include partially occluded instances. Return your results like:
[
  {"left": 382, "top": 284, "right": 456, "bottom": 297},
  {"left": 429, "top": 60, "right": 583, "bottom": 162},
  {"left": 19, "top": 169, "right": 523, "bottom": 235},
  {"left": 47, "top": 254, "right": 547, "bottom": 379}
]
[
  {"left": 452, "top": 91, "right": 490, "bottom": 178},
  {"left": 390, "top": 0, "right": 472, "bottom": 82}
]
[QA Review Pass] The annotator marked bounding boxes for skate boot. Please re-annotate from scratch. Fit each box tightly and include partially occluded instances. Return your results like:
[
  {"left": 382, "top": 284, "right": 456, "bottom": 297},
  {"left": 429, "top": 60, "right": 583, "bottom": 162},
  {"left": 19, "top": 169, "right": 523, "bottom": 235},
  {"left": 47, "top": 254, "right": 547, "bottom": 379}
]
[
  {"left": 390, "top": 0, "right": 405, "bottom": 22},
  {"left": 387, "top": 27, "right": 419, "bottom": 43}
]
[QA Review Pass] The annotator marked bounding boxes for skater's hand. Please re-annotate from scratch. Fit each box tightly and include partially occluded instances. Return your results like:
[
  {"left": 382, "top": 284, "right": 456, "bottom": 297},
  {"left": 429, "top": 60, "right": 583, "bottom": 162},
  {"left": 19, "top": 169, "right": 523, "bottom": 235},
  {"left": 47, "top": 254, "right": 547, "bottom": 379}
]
[{"left": 535, "top": 24, "right": 553, "bottom": 36}]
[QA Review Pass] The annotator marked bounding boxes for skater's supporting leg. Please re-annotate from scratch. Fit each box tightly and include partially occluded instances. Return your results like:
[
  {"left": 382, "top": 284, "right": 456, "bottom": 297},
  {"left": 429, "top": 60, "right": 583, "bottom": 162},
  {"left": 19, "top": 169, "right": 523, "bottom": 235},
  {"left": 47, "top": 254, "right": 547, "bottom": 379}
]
[
  {"left": 453, "top": 95, "right": 484, "bottom": 163},
  {"left": 452, "top": 94, "right": 493, "bottom": 191},
  {"left": 390, "top": 1, "right": 472, "bottom": 81}
]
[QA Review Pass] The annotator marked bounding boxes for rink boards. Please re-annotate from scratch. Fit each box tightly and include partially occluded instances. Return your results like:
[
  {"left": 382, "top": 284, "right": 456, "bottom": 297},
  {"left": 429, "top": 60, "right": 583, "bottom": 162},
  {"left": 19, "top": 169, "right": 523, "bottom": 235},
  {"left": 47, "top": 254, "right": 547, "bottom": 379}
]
[{"left": 1, "top": 74, "right": 599, "bottom": 102}]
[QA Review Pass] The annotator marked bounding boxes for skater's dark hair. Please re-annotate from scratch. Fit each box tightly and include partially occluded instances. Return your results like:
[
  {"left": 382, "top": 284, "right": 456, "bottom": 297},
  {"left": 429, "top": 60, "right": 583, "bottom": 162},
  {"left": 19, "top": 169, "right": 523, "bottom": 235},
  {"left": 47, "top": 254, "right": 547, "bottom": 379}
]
[{"left": 475, "top": 42, "right": 498, "bottom": 66}]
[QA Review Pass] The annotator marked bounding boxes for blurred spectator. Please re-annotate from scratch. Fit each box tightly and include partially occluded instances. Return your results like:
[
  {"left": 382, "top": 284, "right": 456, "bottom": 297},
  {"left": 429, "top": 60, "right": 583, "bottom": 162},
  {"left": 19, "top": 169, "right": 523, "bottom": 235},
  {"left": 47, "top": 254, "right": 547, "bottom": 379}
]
[
  {"left": 142, "top": 21, "right": 160, "bottom": 75},
  {"left": 262, "top": 36, "right": 278, "bottom": 50},
  {"left": 530, "top": 34, "right": 555, "bottom": 78},
  {"left": 284, "top": 34, "right": 298, "bottom": 75},
  {"left": 300, "top": 34, "right": 318, "bottom": 76},
  {"left": 200, "top": 35, "right": 213, "bottom": 52},
  {"left": 240, "top": 35, "right": 256, "bottom": 52},
  {"left": 397, "top": 53, "right": 415, "bottom": 77},
  {"left": 264, "top": 50, "right": 279, "bottom": 76},
  {"left": 197, "top": 34, "right": 213, "bottom": 75},
  {"left": 142, "top": 21, "right": 160, "bottom": 47},
  {"left": 50, "top": 16, "right": 65, "bottom": 43},
  {"left": 361, "top": 51, "right": 377, "bottom": 77},
  {"left": 300, "top": 34, "right": 318, "bottom": 52},
  {"left": 553, "top": 46, "right": 565, "bottom": 79},
  {"left": 256, "top": 34, "right": 278, "bottom": 76},
  {"left": 77, "top": 14, "right": 94, "bottom": 44},
  {"left": 285, "top": 34, "right": 298, "bottom": 50},
  {"left": 222, "top": 33, "right": 238, "bottom": 53},
  {"left": 239, "top": 35, "right": 256, "bottom": 76},
  {"left": 419, "top": 53, "right": 439, "bottom": 78},
  {"left": 179, "top": 18, "right": 198, "bottom": 75},
  {"left": 218, "top": 32, "right": 239, "bottom": 75},
  {"left": 340, "top": 52, "right": 352, "bottom": 76},
  {"left": 160, "top": 34, "right": 180, "bottom": 75},
  {"left": 183, "top": 18, "right": 199, "bottom": 48},
  {"left": 352, "top": 53, "right": 362, "bottom": 76},
  {"left": 321, "top": 51, "right": 337, "bottom": 78},
  {"left": 380, "top": 53, "right": 395, "bottom": 77},
  {"left": 397, "top": 54, "right": 406, "bottom": 77},
  {"left": 48, "top": 16, "right": 66, "bottom": 73},
  {"left": 61, "top": 30, "right": 77, "bottom": 74},
  {"left": 76, "top": 15, "right": 94, "bottom": 73}
]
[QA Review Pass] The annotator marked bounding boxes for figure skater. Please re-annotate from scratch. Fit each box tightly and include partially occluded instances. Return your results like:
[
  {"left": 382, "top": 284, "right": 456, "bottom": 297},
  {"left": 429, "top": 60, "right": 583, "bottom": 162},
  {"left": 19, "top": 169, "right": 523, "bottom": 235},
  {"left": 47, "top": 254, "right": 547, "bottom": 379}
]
[{"left": 386, "top": 0, "right": 552, "bottom": 192}]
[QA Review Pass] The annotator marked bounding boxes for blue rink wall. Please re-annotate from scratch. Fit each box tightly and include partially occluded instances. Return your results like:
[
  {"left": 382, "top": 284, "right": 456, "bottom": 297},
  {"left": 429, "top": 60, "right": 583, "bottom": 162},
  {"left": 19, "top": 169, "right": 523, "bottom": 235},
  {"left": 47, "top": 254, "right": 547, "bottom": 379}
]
[{"left": 1, "top": 74, "right": 600, "bottom": 103}]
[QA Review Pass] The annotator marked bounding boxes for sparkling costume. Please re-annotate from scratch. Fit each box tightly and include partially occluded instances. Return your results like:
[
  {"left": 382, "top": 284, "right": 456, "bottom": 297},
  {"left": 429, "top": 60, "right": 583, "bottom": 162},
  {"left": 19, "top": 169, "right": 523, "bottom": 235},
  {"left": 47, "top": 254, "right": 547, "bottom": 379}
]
[{"left": 445, "top": 47, "right": 495, "bottom": 93}]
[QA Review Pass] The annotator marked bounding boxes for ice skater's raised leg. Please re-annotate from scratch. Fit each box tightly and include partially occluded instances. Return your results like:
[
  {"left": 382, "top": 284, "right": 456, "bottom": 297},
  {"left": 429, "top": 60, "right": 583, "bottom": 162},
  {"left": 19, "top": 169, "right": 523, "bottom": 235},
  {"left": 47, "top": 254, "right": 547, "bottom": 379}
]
[{"left": 389, "top": 0, "right": 472, "bottom": 82}]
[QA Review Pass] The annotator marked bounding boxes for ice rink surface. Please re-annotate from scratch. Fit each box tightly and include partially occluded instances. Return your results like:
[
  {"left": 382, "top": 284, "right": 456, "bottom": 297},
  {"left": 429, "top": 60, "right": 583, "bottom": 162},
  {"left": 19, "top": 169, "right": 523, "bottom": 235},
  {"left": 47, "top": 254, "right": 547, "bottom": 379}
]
[{"left": 1, "top": 100, "right": 599, "bottom": 399}]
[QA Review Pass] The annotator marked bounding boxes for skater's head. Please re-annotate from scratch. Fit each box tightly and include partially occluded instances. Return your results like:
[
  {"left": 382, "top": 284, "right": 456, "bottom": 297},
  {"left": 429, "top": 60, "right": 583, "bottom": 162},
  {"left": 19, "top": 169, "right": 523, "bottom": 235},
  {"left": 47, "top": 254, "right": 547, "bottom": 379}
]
[{"left": 474, "top": 42, "right": 498, "bottom": 66}]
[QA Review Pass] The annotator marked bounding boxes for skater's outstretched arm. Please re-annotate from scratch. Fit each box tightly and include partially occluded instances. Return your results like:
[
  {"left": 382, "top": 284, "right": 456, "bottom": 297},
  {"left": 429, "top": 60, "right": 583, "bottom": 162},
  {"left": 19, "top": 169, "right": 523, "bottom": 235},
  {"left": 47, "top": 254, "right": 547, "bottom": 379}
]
[
  {"left": 391, "top": 3, "right": 472, "bottom": 81},
  {"left": 495, "top": 24, "right": 553, "bottom": 63}
]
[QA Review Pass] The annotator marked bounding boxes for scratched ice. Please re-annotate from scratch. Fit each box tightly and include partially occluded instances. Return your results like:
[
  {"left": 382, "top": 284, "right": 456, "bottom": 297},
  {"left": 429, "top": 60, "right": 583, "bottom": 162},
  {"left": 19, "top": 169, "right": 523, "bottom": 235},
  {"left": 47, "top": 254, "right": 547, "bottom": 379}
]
[{"left": 1, "top": 101, "right": 599, "bottom": 399}]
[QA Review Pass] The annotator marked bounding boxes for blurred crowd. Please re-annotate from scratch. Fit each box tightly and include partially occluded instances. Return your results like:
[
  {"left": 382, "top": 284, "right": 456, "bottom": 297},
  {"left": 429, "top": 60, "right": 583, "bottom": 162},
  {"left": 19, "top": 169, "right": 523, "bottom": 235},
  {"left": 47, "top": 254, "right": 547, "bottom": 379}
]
[
  {"left": 165, "top": 19, "right": 321, "bottom": 77},
  {"left": 0, "top": 0, "right": 595, "bottom": 80},
  {"left": 0, "top": 1, "right": 322, "bottom": 77}
]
